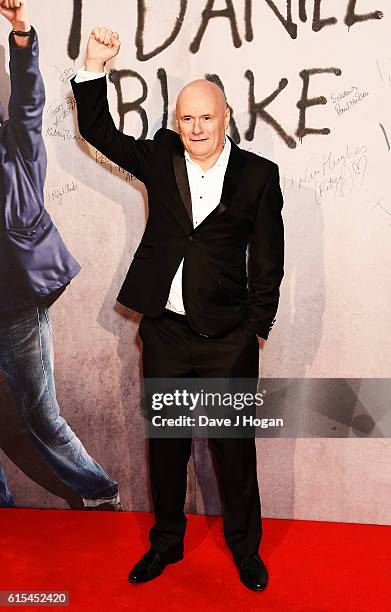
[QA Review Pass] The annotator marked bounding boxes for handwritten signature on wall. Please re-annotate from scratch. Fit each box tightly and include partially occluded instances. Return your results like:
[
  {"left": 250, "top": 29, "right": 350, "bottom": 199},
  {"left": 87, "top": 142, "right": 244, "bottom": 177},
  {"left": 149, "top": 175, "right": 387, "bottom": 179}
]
[{"left": 285, "top": 143, "right": 368, "bottom": 205}]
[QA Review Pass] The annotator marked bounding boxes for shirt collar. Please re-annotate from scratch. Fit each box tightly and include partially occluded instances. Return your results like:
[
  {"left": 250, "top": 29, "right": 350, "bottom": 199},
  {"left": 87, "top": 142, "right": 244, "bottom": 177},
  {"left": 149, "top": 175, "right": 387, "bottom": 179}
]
[{"left": 184, "top": 136, "right": 231, "bottom": 170}]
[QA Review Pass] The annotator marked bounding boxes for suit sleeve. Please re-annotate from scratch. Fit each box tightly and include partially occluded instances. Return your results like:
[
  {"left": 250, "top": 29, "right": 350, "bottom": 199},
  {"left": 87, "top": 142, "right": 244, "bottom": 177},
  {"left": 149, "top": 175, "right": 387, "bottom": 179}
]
[
  {"left": 246, "top": 164, "right": 284, "bottom": 340},
  {"left": 8, "top": 27, "right": 45, "bottom": 161},
  {"left": 71, "top": 75, "right": 155, "bottom": 184}
]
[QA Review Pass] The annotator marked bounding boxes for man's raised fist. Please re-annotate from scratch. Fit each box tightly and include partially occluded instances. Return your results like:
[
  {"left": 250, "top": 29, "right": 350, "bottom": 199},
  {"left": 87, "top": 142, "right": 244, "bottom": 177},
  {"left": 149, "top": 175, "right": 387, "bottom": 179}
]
[
  {"left": 0, "top": 0, "right": 28, "bottom": 28},
  {"left": 86, "top": 27, "right": 121, "bottom": 72}
]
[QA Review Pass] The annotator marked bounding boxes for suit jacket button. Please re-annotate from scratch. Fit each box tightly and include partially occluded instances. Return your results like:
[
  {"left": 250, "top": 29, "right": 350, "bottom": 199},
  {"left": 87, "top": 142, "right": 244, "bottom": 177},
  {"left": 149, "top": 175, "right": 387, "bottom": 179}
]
[{"left": 188, "top": 235, "right": 194, "bottom": 242}]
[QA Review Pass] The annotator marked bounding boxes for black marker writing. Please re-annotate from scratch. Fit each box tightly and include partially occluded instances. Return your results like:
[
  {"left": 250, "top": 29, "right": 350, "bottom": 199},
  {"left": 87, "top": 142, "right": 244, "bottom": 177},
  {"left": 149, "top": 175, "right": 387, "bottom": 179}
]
[
  {"left": 48, "top": 181, "right": 79, "bottom": 203},
  {"left": 157, "top": 68, "right": 168, "bottom": 130},
  {"left": 296, "top": 68, "right": 342, "bottom": 140},
  {"left": 136, "top": 0, "right": 187, "bottom": 61},
  {"left": 68, "top": 0, "right": 384, "bottom": 60},
  {"left": 245, "top": 69, "right": 295, "bottom": 148},
  {"left": 109, "top": 69, "right": 148, "bottom": 138},
  {"left": 345, "top": 1, "right": 383, "bottom": 28},
  {"left": 244, "top": 0, "right": 253, "bottom": 42},
  {"left": 312, "top": 0, "right": 337, "bottom": 33},
  {"left": 95, "top": 150, "right": 136, "bottom": 182},
  {"left": 68, "top": 0, "right": 82, "bottom": 60},
  {"left": 379, "top": 124, "right": 390, "bottom": 152},
  {"left": 263, "top": 0, "right": 297, "bottom": 39},
  {"left": 87, "top": 65, "right": 351, "bottom": 149},
  {"left": 299, "top": 0, "right": 307, "bottom": 22},
  {"left": 190, "top": 0, "right": 242, "bottom": 53}
]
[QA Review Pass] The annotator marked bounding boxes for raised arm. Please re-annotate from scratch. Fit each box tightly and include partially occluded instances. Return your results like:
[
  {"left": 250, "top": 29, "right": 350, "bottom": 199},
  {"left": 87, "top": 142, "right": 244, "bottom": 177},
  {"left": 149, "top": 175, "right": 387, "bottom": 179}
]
[
  {"left": 1, "top": 0, "right": 45, "bottom": 160},
  {"left": 71, "top": 27, "right": 155, "bottom": 184}
]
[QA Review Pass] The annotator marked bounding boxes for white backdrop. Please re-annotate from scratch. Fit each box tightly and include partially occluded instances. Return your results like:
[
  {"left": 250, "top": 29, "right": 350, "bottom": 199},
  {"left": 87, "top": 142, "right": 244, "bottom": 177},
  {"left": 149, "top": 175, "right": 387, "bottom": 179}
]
[{"left": 1, "top": 0, "right": 390, "bottom": 523}]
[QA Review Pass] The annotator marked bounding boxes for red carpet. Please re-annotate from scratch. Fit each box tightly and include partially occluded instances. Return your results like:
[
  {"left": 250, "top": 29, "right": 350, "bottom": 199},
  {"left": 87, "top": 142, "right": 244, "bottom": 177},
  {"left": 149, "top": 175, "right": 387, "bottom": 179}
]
[{"left": 0, "top": 509, "right": 390, "bottom": 611}]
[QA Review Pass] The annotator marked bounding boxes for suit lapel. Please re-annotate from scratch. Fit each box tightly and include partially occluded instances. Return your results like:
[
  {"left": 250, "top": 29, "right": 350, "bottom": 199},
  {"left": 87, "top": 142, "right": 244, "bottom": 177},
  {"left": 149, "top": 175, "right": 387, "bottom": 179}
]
[
  {"left": 196, "top": 137, "right": 247, "bottom": 228},
  {"left": 217, "top": 137, "right": 246, "bottom": 214},
  {"left": 172, "top": 149, "right": 193, "bottom": 225},
  {"left": 171, "top": 135, "right": 247, "bottom": 232}
]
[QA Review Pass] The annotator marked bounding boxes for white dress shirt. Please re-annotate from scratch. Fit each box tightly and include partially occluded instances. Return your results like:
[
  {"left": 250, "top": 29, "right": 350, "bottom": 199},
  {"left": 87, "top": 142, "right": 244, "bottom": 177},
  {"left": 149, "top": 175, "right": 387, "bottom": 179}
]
[
  {"left": 74, "top": 67, "right": 107, "bottom": 83},
  {"left": 165, "top": 138, "right": 231, "bottom": 314},
  {"left": 74, "top": 68, "right": 231, "bottom": 315}
]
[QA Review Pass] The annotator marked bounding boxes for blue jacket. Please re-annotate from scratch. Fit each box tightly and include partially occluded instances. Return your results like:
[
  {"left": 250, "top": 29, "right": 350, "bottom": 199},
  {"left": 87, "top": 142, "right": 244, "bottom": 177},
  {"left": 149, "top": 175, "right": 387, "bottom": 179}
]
[{"left": 0, "top": 27, "right": 80, "bottom": 314}]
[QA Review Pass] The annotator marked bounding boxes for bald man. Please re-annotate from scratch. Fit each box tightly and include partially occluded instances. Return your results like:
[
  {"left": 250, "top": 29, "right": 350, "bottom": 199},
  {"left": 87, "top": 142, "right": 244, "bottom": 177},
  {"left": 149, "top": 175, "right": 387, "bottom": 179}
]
[{"left": 71, "top": 28, "right": 284, "bottom": 592}]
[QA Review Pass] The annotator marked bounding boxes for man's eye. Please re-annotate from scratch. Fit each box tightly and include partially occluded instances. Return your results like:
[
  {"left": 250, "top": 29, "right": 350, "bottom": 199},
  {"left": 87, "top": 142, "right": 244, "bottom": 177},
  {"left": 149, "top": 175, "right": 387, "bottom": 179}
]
[
  {"left": 183, "top": 117, "right": 191, "bottom": 122},
  {"left": 203, "top": 116, "right": 212, "bottom": 121}
]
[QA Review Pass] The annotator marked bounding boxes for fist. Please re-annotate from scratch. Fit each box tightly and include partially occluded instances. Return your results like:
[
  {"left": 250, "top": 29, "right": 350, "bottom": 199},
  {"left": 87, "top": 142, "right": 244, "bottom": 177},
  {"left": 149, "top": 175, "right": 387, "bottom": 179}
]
[
  {"left": 86, "top": 27, "right": 121, "bottom": 69},
  {"left": 0, "top": 0, "right": 28, "bottom": 26}
]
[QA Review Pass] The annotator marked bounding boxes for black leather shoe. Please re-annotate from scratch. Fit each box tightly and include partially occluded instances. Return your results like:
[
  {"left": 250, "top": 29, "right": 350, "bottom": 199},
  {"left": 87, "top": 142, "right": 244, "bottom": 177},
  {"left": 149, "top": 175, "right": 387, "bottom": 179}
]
[
  {"left": 236, "top": 554, "right": 269, "bottom": 591},
  {"left": 128, "top": 549, "right": 183, "bottom": 584}
]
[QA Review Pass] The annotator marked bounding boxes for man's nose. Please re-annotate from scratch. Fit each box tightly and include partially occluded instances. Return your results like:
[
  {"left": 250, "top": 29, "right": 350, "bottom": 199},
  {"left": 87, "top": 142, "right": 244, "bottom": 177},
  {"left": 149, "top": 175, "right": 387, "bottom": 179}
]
[{"left": 192, "top": 119, "right": 203, "bottom": 134}]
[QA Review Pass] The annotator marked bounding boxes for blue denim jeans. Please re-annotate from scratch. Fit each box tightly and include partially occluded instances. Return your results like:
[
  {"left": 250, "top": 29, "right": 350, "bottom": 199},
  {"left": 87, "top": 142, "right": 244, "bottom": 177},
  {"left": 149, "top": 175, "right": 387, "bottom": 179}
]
[{"left": 0, "top": 305, "right": 119, "bottom": 508}]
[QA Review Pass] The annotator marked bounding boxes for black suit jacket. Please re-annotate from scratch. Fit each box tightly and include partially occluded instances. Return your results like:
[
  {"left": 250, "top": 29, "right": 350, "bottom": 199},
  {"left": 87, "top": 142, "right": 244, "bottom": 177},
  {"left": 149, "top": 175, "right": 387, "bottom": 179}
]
[{"left": 71, "top": 76, "right": 284, "bottom": 339}]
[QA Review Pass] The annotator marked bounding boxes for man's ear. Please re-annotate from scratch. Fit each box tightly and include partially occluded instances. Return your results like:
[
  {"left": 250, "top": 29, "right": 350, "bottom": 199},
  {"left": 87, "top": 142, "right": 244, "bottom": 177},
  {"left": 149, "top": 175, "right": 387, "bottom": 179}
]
[{"left": 224, "top": 105, "right": 230, "bottom": 130}]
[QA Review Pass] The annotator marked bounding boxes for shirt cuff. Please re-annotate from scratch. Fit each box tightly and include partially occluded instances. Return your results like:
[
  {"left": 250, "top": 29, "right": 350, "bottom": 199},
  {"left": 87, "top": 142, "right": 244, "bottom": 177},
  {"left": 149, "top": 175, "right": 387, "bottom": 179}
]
[{"left": 74, "top": 66, "right": 107, "bottom": 83}]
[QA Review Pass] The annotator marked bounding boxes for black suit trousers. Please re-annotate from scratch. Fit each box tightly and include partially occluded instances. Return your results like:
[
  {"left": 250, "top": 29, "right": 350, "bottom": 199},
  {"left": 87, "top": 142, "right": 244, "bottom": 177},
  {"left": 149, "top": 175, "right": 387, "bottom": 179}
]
[{"left": 139, "top": 309, "right": 262, "bottom": 562}]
